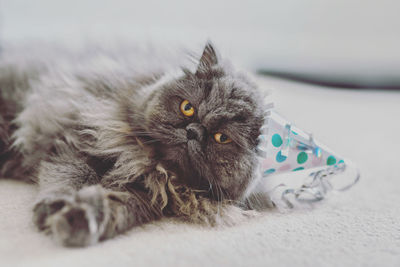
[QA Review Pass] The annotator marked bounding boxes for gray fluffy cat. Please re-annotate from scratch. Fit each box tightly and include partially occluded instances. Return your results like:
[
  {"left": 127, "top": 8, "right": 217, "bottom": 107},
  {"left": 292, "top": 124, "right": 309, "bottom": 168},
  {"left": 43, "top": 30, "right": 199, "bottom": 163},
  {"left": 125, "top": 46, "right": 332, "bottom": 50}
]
[{"left": 0, "top": 42, "right": 266, "bottom": 246}]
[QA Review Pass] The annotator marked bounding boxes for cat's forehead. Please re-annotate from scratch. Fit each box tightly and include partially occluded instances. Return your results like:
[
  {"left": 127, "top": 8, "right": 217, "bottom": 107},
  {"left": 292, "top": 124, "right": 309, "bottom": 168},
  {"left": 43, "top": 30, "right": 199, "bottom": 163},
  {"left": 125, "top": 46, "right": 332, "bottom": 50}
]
[{"left": 197, "top": 77, "right": 258, "bottom": 128}]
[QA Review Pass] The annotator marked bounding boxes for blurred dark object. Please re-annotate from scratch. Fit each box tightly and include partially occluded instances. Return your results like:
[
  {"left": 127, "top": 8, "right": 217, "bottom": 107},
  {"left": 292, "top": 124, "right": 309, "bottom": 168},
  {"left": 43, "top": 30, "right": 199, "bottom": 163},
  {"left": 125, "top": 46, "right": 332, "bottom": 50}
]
[{"left": 258, "top": 70, "right": 400, "bottom": 90}]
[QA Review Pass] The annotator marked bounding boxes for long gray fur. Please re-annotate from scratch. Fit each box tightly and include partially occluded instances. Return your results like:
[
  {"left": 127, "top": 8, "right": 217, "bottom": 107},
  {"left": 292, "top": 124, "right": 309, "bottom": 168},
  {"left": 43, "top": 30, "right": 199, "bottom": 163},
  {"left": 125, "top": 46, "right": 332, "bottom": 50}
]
[{"left": 0, "top": 42, "right": 266, "bottom": 247}]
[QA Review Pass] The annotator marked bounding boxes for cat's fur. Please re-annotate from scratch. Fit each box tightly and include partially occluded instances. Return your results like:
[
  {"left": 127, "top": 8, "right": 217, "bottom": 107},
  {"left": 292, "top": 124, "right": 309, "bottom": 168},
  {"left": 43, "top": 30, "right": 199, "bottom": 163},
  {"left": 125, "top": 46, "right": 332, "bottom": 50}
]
[{"left": 0, "top": 42, "right": 266, "bottom": 247}]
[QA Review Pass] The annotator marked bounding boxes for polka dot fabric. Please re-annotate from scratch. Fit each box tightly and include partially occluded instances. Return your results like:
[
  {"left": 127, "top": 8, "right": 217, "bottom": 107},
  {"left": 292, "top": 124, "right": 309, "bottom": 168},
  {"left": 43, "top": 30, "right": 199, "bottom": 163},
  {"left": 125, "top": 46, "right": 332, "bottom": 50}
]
[{"left": 257, "top": 111, "right": 345, "bottom": 178}]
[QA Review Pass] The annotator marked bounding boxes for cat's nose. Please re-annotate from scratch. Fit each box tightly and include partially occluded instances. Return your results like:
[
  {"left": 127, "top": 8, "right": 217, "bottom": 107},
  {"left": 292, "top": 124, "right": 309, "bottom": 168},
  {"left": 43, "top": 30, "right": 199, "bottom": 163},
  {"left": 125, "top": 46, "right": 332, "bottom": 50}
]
[
  {"left": 187, "top": 128, "right": 198, "bottom": 140},
  {"left": 186, "top": 123, "right": 206, "bottom": 142}
]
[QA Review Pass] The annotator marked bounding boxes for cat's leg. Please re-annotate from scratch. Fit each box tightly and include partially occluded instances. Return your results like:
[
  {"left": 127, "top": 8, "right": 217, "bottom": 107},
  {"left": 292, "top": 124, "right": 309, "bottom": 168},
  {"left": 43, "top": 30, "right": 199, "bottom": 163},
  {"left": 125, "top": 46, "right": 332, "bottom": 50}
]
[
  {"left": 49, "top": 180, "right": 162, "bottom": 246},
  {"left": 175, "top": 197, "right": 258, "bottom": 227},
  {"left": 166, "top": 185, "right": 259, "bottom": 227},
  {"left": 32, "top": 154, "right": 101, "bottom": 244},
  {"left": 87, "top": 184, "right": 163, "bottom": 242},
  {"left": 35, "top": 159, "right": 164, "bottom": 247}
]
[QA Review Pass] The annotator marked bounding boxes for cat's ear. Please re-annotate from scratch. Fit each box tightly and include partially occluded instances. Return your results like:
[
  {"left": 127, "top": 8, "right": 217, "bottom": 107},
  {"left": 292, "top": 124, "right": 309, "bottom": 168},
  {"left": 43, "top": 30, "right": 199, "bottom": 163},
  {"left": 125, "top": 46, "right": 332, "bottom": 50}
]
[{"left": 196, "top": 42, "right": 218, "bottom": 75}]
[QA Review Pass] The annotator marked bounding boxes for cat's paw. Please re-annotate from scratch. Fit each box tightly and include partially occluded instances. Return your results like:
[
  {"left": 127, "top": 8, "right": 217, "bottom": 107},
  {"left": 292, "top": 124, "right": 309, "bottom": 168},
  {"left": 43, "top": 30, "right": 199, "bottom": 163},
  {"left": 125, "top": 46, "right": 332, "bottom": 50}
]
[
  {"left": 34, "top": 185, "right": 111, "bottom": 247},
  {"left": 218, "top": 205, "right": 259, "bottom": 226},
  {"left": 50, "top": 202, "right": 100, "bottom": 247},
  {"left": 33, "top": 194, "right": 74, "bottom": 232},
  {"left": 51, "top": 185, "right": 111, "bottom": 247}
]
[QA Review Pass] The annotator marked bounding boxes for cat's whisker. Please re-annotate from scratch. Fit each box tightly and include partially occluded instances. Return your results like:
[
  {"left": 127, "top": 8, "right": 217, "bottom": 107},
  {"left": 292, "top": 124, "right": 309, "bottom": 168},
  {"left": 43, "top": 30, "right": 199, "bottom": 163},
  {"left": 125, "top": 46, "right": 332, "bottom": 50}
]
[
  {"left": 139, "top": 139, "right": 160, "bottom": 145},
  {"left": 131, "top": 132, "right": 155, "bottom": 135},
  {"left": 216, "top": 184, "right": 224, "bottom": 217},
  {"left": 208, "top": 176, "right": 224, "bottom": 218}
]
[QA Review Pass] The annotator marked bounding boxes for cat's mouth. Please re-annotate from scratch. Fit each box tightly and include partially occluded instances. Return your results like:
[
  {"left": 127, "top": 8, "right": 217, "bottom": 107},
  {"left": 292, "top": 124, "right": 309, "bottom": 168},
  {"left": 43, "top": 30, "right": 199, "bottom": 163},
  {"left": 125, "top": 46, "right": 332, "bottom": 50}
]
[{"left": 169, "top": 139, "right": 230, "bottom": 200}]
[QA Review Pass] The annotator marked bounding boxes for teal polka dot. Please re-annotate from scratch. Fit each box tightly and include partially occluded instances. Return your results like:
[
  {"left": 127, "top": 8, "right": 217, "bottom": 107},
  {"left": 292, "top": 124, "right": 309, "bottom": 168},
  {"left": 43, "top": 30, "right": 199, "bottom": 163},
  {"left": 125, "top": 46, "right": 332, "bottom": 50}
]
[
  {"left": 327, "top": 156, "right": 337, "bottom": 165},
  {"left": 292, "top": 167, "right": 304, "bottom": 172},
  {"left": 338, "top": 159, "right": 344, "bottom": 164},
  {"left": 271, "top": 134, "right": 283, "bottom": 147},
  {"left": 297, "top": 152, "right": 308, "bottom": 164},
  {"left": 263, "top": 168, "right": 276, "bottom": 176},
  {"left": 276, "top": 151, "right": 287, "bottom": 163}
]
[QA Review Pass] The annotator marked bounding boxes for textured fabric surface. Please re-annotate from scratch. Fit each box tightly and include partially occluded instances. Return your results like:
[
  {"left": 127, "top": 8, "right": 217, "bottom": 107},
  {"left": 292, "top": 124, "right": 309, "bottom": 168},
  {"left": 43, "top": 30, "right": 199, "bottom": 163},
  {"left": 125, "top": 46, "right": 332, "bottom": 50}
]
[{"left": 1, "top": 75, "right": 399, "bottom": 267}]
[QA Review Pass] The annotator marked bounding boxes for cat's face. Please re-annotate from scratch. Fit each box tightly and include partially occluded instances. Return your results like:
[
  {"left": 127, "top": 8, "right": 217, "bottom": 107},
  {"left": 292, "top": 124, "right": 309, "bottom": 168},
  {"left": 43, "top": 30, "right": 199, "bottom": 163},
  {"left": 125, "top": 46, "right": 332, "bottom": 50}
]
[{"left": 142, "top": 44, "right": 264, "bottom": 201}]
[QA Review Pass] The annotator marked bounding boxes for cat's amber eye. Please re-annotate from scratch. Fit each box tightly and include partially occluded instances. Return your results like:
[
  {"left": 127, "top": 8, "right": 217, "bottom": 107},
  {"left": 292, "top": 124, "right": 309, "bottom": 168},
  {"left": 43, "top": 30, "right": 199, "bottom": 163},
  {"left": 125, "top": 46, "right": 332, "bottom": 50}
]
[
  {"left": 180, "top": 100, "right": 195, "bottom": 117},
  {"left": 214, "top": 133, "right": 232, "bottom": 144}
]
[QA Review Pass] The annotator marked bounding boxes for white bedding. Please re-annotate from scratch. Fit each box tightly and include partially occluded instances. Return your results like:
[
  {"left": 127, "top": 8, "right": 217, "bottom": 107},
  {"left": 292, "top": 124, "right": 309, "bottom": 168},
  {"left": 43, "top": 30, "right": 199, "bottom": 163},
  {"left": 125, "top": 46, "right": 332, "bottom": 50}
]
[{"left": 1, "top": 75, "right": 399, "bottom": 267}]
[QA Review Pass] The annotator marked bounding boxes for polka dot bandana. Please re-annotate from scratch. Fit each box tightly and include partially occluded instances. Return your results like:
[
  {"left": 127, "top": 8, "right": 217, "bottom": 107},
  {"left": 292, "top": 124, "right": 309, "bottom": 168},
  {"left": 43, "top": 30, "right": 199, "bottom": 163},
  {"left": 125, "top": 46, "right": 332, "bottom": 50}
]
[{"left": 257, "top": 111, "right": 345, "bottom": 178}]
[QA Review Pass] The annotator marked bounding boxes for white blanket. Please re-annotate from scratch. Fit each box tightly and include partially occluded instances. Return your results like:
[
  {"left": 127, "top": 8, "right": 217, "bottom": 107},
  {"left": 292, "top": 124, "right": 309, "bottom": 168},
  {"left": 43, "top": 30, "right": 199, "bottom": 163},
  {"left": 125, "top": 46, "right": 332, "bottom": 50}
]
[{"left": 1, "top": 76, "right": 399, "bottom": 267}]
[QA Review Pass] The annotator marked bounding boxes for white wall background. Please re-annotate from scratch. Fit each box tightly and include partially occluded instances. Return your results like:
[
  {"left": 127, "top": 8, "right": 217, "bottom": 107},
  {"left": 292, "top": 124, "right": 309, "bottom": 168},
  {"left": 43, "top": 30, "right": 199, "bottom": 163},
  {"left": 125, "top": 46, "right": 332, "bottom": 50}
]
[{"left": 1, "top": 0, "right": 400, "bottom": 86}]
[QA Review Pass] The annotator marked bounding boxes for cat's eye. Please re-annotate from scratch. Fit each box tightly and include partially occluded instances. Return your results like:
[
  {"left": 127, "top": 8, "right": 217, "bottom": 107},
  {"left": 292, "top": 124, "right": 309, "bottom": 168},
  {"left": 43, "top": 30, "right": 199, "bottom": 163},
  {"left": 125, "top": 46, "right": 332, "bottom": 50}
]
[
  {"left": 180, "top": 100, "right": 195, "bottom": 117},
  {"left": 214, "top": 133, "right": 232, "bottom": 144}
]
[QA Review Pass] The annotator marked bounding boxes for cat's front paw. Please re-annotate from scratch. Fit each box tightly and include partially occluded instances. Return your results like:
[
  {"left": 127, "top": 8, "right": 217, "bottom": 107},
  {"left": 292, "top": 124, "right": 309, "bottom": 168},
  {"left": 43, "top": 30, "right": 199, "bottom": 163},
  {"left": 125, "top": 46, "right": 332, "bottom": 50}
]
[
  {"left": 34, "top": 185, "right": 110, "bottom": 247},
  {"left": 52, "top": 185, "right": 111, "bottom": 247},
  {"left": 33, "top": 194, "right": 74, "bottom": 232},
  {"left": 50, "top": 202, "right": 100, "bottom": 247},
  {"left": 218, "top": 205, "right": 259, "bottom": 226}
]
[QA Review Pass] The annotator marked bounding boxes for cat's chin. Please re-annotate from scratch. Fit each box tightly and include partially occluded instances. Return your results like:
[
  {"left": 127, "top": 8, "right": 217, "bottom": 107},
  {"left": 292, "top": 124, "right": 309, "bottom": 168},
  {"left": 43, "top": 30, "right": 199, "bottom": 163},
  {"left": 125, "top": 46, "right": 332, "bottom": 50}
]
[{"left": 187, "top": 140, "right": 202, "bottom": 156}]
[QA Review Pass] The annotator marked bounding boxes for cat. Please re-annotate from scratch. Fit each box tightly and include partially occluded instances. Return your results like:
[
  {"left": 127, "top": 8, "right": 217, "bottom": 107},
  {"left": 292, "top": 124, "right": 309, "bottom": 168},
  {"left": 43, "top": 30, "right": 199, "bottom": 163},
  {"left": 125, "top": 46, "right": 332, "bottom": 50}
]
[{"left": 0, "top": 42, "right": 266, "bottom": 247}]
